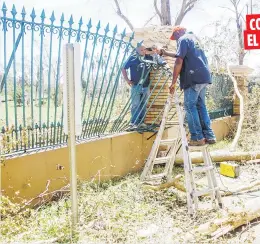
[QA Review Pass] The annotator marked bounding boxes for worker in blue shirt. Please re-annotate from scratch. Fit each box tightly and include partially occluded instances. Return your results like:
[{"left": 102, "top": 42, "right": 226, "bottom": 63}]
[
  {"left": 160, "top": 26, "right": 216, "bottom": 146},
  {"left": 122, "top": 45, "right": 155, "bottom": 128}
]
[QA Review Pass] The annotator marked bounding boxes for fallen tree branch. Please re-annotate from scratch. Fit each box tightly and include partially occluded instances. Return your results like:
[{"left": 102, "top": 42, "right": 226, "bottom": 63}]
[
  {"left": 22, "top": 183, "right": 70, "bottom": 209},
  {"left": 142, "top": 176, "right": 260, "bottom": 200},
  {"left": 142, "top": 174, "right": 186, "bottom": 192},
  {"left": 222, "top": 181, "right": 260, "bottom": 196},
  {"left": 175, "top": 150, "right": 260, "bottom": 164},
  {"left": 187, "top": 196, "right": 260, "bottom": 240}
]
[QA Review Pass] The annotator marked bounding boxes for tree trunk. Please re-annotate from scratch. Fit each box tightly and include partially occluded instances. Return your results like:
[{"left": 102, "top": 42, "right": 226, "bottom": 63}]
[
  {"left": 236, "top": 18, "right": 245, "bottom": 65},
  {"left": 175, "top": 150, "right": 260, "bottom": 164},
  {"left": 239, "top": 51, "right": 245, "bottom": 65},
  {"left": 161, "top": 0, "right": 171, "bottom": 25},
  {"left": 231, "top": 0, "right": 245, "bottom": 65}
]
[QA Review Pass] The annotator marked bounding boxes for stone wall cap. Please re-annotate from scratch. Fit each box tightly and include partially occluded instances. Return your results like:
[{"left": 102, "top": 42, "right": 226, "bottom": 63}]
[{"left": 228, "top": 65, "right": 254, "bottom": 76}]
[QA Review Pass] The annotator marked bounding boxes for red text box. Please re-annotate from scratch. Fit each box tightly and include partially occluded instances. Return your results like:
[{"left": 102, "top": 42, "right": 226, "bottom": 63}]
[
  {"left": 244, "top": 30, "right": 260, "bottom": 50},
  {"left": 246, "top": 14, "right": 260, "bottom": 31}
]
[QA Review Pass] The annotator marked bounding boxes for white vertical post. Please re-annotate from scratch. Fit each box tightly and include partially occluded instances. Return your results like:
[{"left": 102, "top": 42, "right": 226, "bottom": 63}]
[{"left": 63, "top": 43, "right": 82, "bottom": 230}]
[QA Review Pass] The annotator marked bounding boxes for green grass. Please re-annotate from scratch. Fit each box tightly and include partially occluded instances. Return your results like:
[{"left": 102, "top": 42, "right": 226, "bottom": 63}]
[
  {"left": 0, "top": 168, "right": 245, "bottom": 244},
  {"left": 0, "top": 95, "right": 130, "bottom": 129}
]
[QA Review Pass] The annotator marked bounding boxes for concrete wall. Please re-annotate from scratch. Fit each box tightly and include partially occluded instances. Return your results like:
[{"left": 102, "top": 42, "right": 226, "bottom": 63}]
[
  {"left": 1, "top": 132, "right": 154, "bottom": 203},
  {"left": 1, "top": 116, "right": 236, "bottom": 203}
]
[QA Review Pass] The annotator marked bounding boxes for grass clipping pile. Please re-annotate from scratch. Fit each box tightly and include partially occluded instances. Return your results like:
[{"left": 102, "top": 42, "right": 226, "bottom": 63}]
[
  {"left": 2, "top": 168, "right": 257, "bottom": 244},
  {"left": 1, "top": 172, "right": 232, "bottom": 244}
]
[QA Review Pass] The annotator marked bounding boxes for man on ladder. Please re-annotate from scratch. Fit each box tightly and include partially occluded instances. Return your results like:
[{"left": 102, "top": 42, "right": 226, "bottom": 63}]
[
  {"left": 141, "top": 26, "right": 222, "bottom": 215},
  {"left": 160, "top": 26, "right": 216, "bottom": 146}
]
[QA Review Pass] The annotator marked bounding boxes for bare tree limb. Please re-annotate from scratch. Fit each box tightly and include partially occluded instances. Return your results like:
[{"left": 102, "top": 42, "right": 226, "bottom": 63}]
[
  {"left": 186, "top": 0, "right": 197, "bottom": 9},
  {"left": 143, "top": 13, "right": 157, "bottom": 27},
  {"left": 154, "top": 0, "right": 162, "bottom": 23},
  {"left": 175, "top": 0, "right": 199, "bottom": 26},
  {"left": 228, "top": 0, "right": 246, "bottom": 65},
  {"left": 184, "top": 3, "right": 195, "bottom": 16},
  {"left": 175, "top": 0, "right": 187, "bottom": 25},
  {"left": 113, "top": 0, "right": 134, "bottom": 31},
  {"left": 219, "top": 6, "right": 236, "bottom": 13},
  {"left": 238, "top": 4, "right": 247, "bottom": 19}
]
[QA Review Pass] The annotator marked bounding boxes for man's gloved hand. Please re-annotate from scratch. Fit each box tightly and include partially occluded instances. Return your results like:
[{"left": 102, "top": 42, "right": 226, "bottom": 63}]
[{"left": 155, "top": 48, "right": 167, "bottom": 56}]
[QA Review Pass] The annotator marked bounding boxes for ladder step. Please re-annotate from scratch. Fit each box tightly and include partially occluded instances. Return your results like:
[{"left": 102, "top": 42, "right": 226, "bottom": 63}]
[
  {"left": 166, "top": 120, "right": 179, "bottom": 125},
  {"left": 160, "top": 139, "right": 177, "bottom": 146},
  {"left": 192, "top": 166, "right": 214, "bottom": 173},
  {"left": 149, "top": 173, "right": 167, "bottom": 180},
  {"left": 189, "top": 144, "right": 209, "bottom": 151},
  {"left": 154, "top": 156, "right": 171, "bottom": 164},
  {"left": 194, "top": 187, "right": 219, "bottom": 197}
]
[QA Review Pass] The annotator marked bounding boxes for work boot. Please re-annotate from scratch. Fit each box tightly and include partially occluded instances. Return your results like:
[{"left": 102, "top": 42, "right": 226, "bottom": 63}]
[
  {"left": 139, "top": 123, "right": 148, "bottom": 128},
  {"left": 188, "top": 138, "right": 206, "bottom": 146},
  {"left": 205, "top": 138, "right": 217, "bottom": 144},
  {"left": 126, "top": 123, "right": 137, "bottom": 132}
]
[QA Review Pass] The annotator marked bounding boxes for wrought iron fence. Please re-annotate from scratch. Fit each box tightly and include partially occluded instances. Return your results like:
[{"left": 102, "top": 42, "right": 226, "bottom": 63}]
[
  {"left": 0, "top": 3, "right": 234, "bottom": 155},
  {"left": 0, "top": 3, "right": 138, "bottom": 154},
  {"left": 207, "top": 73, "right": 234, "bottom": 119}
]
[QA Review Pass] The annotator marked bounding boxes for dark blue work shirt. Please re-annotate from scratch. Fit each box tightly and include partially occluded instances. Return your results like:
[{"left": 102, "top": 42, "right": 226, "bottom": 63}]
[
  {"left": 123, "top": 53, "right": 153, "bottom": 87},
  {"left": 175, "top": 33, "right": 211, "bottom": 90}
]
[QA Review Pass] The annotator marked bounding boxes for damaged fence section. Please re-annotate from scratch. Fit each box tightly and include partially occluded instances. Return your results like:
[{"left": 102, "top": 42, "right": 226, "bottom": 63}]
[{"left": 0, "top": 3, "right": 234, "bottom": 155}]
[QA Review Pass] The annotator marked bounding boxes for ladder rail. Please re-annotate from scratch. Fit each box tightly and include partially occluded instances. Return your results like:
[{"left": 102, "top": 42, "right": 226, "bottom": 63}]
[
  {"left": 140, "top": 89, "right": 222, "bottom": 215},
  {"left": 175, "top": 93, "right": 198, "bottom": 213},
  {"left": 140, "top": 95, "right": 173, "bottom": 180},
  {"left": 202, "top": 148, "right": 216, "bottom": 207},
  {"left": 165, "top": 131, "right": 181, "bottom": 181}
]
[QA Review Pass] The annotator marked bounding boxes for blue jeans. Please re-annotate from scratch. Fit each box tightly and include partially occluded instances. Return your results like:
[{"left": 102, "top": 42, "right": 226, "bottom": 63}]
[
  {"left": 131, "top": 85, "right": 149, "bottom": 125},
  {"left": 184, "top": 84, "right": 216, "bottom": 141}
]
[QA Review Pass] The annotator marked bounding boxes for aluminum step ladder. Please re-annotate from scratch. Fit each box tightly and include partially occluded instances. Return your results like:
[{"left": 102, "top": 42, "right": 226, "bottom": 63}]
[{"left": 140, "top": 91, "right": 223, "bottom": 215}]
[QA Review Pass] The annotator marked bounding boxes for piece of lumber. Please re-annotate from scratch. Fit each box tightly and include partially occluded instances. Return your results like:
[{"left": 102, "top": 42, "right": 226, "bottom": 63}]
[{"left": 175, "top": 151, "right": 260, "bottom": 164}]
